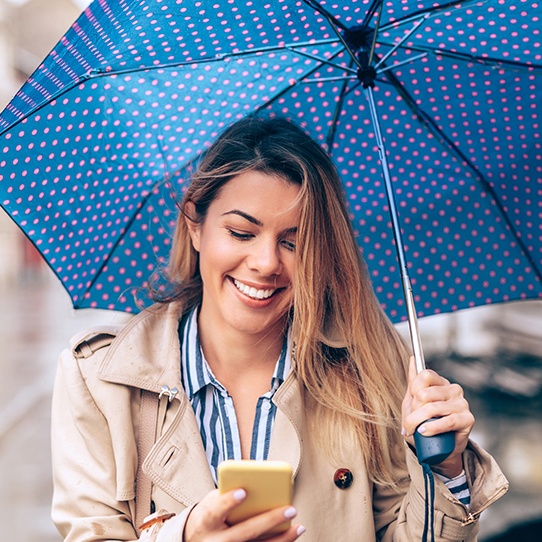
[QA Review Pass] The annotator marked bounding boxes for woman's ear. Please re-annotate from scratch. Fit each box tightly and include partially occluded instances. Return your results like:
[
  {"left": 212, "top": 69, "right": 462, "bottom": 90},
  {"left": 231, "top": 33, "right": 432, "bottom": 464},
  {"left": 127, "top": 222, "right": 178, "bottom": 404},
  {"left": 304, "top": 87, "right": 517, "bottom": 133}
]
[{"left": 184, "top": 201, "right": 201, "bottom": 252}]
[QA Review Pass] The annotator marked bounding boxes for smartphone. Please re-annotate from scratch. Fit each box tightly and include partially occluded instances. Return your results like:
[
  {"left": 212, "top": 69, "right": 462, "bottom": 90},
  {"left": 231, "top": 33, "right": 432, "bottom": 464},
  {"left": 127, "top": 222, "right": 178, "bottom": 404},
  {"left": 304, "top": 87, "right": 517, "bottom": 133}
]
[{"left": 217, "top": 460, "right": 294, "bottom": 536}]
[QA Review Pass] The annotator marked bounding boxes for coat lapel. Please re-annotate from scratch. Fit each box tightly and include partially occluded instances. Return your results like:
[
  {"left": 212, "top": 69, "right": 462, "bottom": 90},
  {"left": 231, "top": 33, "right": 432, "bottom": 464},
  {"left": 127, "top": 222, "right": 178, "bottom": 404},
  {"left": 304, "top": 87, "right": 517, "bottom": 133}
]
[
  {"left": 142, "top": 394, "right": 216, "bottom": 506},
  {"left": 268, "top": 375, "right": 304, "bottom": 477}
]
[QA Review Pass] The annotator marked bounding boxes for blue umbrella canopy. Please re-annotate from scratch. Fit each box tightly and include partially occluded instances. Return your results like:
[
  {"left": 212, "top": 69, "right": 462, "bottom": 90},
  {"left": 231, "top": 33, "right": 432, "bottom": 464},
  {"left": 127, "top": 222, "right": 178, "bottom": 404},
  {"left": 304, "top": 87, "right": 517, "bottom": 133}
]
[{"left": 0, "top": 0, "right": 541, "bottom": 321}]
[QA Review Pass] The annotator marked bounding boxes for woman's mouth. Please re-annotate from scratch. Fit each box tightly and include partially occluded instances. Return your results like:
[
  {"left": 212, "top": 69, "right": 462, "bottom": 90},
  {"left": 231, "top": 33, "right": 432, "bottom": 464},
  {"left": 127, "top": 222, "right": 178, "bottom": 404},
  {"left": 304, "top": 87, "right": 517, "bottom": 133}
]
[{"left": 233, "top": 279, "right": 276, "bottom": 300}]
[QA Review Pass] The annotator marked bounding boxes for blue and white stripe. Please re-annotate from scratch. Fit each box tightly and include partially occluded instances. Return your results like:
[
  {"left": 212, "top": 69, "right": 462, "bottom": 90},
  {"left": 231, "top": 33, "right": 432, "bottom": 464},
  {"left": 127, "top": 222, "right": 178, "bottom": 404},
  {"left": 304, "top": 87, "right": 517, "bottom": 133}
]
[
  {"left": 436, "top": 470, "right": 471, "bottom": 508},
  {"left": 180, "top": 307, "right": 291, "bottom": 482}
]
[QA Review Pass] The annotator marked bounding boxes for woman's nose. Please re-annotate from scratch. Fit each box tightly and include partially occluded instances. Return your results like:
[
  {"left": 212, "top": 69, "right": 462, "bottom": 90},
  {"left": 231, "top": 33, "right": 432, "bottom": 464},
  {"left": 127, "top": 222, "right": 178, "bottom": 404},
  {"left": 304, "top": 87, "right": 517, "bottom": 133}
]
[{"left": 247, "top": 238, "right": 282, "bottom": 276}]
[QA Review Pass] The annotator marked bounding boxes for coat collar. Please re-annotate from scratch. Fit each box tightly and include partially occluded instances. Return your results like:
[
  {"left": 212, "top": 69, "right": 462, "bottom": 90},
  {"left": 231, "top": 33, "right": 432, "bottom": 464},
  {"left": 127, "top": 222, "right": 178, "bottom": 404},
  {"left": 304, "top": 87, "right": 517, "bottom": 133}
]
[{"left": 96, "top": 302, "right": 185, "bottom": 393}]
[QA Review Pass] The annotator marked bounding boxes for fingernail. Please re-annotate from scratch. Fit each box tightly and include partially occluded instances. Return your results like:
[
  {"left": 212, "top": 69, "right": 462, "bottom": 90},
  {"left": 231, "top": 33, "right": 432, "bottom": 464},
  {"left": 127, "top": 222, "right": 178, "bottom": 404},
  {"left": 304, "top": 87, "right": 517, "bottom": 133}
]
[
  {"left": 284, "top": 506, "right": 297, "bottom": 519},
  {"left": 417, "top": 425, "right": 426, "bottom": 434},
  {"left": 297, "top": 525, "right": 306, "bottom": 536},
  {"left": 401, "top": 427, "right": 406, "bottom": 437},
  {"left": 233, "top": 489, "right": 246, "bottom": 501}
]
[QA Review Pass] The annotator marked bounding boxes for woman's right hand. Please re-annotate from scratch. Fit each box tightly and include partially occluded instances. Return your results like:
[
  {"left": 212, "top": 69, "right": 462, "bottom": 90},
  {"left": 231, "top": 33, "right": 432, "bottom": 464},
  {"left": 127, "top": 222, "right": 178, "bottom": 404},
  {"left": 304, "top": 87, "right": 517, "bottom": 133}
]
[{"left": 184, "top": 488, "right": 306, "bottom": 542}]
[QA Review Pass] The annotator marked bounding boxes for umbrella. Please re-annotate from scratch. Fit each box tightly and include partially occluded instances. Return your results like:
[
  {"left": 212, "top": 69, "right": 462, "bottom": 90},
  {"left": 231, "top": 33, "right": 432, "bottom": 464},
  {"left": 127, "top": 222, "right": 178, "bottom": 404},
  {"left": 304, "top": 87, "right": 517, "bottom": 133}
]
[{"left": 1, "top": 0, "right": 541, "bottom": 333}]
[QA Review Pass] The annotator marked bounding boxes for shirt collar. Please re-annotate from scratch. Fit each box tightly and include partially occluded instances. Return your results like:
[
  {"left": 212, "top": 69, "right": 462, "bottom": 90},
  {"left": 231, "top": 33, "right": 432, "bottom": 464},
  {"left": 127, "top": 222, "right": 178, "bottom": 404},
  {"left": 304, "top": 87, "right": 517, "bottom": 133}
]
[{"left": 180, "top": 307, "right": 291, "bottom": 399}]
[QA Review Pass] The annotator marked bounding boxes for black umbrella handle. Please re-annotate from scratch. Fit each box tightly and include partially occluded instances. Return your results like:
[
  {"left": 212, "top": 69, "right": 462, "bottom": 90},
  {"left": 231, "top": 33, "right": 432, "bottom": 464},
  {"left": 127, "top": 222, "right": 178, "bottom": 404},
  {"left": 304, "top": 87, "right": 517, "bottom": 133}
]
[{"left": 414, "top": 419, "right": 455, "bottom": 465}]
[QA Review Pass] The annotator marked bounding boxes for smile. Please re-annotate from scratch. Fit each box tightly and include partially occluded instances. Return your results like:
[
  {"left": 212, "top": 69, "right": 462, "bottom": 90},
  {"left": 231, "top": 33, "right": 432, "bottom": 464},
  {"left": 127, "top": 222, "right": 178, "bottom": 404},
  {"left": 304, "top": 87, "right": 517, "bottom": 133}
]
[{"left": 233, "top": 279, "right": 276, "bottom": 300}]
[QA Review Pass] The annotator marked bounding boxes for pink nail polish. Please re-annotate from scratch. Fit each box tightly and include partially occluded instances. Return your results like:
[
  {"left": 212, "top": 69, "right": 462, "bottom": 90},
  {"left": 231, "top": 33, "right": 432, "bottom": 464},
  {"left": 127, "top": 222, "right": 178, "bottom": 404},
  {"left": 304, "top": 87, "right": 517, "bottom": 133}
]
[
  {"left": 284, "top": 506, "right": 297, "bottom": 519},
  {"left": 297, "top": 525, "right": 306, "bottom": 536},
  {"left": 233, "top": 489, "right": 246, "bottom": 501}
]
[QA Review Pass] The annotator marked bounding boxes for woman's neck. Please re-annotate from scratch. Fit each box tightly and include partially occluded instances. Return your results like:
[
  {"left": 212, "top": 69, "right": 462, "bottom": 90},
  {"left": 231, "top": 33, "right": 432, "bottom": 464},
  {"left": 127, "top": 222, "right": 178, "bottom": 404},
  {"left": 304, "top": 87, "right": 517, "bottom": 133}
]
[{"left": 196, "top": 312, "right": 286, "bottom": 384}]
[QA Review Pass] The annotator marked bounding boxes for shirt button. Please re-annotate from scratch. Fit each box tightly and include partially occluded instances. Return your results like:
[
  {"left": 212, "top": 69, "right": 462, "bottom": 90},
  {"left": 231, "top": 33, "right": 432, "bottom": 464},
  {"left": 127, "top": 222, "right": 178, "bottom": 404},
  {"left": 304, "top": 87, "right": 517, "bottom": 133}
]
[{"left": 333, "top": 468, "right": 353, "bottom": 489}]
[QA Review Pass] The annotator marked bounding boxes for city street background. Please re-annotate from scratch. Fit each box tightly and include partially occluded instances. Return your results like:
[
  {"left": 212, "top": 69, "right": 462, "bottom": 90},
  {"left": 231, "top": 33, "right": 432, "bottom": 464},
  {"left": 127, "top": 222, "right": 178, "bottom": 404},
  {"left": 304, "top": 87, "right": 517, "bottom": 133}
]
[{"left": 1, "top": 1, "right": 542, "bottom": 541}]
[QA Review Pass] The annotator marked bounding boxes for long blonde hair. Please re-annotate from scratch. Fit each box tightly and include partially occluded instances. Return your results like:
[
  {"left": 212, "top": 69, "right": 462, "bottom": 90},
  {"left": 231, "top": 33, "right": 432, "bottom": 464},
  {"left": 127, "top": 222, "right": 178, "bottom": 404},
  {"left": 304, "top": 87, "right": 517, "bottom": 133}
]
[{"left": 154, "top": 116, "right": 410, "bottom": 486}]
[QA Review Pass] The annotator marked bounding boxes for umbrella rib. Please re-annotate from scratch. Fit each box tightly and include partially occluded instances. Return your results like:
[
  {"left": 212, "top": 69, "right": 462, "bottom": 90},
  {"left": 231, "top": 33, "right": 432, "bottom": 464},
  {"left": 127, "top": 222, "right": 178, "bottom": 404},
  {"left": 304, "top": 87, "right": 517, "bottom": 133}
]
[
  {"left": 88, "top": 39, "right": 343, "bottom": 76},
  {"left": 378, "top": 53, "right": 429, "bottom": 74},
  {"left": 303, "top": 76, "right": 357, "bottom": 84},
  {"left": 302, "top": 0, "right": 469, "bottom": 36},
  {"left": 366, "top": 0, "right": 384, "bottom": 67},
  {"left": 0, "top": 39, "right": 344, "bottom": 137},
  {"left": 248, "top": 47, "right": 347, "bottom": 115},
  {"left": 302, "top": 0, "right": 363, "bottom": 70},
  {"left": 369, "top": 3, "right": 541, "bottom": 74},
  {"left": 378, "top": 0, "right": 487, "bottom": 32},
  {"left": 360, "top": 0, "right": 385, "bottom": 33},
  {"left": 383, "top": 69, "right": 542, "bottom": 284},
  {"left": 377, "top": 41, "right": 542, "bottom": 72},
  {"left": 301, "top": 0, "right": 348, "bottom": 31},
  {"left": 374, "top": 14, "right": 429, "bottom": 71},
  {"left": 78, "top": 123, "right": 192, "bottom": 307},
  {"left": 0, "top": 75, "right": 92, "bottom": 137},
  {"left": 120, "top": 47, "right": 349, "bottom": 196},
  {"left": 290, "top": 48, "right": 356, "bottom": 75},
  {"left": 326, "top": 58, "right": 357, "bottom": 151}
]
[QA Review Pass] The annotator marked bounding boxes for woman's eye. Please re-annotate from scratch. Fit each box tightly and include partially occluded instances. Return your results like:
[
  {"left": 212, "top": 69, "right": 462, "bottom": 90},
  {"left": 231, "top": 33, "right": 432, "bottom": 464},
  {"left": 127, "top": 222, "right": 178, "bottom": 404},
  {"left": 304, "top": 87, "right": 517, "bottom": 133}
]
[
  {"left": 281, "top": 239, "right": 296, "bottom": 252},
  {"left": 227, "top": 229, "right": 253, "bottom": 241}
]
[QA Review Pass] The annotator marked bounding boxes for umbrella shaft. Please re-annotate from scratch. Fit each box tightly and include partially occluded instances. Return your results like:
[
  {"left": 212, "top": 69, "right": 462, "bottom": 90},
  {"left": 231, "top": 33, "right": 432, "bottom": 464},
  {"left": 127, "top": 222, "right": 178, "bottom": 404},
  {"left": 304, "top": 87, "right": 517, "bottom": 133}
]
[
  {"left": 364, "top": 86, "right": 426, "bottom": 373},
  {"left": 402, "top": 275, "right": 426, "bottom": 374}
]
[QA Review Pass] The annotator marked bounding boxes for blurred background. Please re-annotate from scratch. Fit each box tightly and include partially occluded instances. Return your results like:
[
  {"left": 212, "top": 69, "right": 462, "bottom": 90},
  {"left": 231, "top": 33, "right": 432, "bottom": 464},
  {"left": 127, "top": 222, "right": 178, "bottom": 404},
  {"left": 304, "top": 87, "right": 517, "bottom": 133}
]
[{"left": 0, "top": 0, "right": 541, "bottom": 540}]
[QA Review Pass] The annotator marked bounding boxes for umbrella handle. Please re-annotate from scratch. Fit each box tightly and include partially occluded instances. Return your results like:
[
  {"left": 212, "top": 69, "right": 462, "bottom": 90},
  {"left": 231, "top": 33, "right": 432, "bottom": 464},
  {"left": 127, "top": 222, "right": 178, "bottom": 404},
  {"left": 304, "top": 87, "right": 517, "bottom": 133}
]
[
  {"left": 406, "top": 281, "right": 454, "bottom": 465},
  {"left": 413, "top": 420, "right": 455, "bottom": 465}
]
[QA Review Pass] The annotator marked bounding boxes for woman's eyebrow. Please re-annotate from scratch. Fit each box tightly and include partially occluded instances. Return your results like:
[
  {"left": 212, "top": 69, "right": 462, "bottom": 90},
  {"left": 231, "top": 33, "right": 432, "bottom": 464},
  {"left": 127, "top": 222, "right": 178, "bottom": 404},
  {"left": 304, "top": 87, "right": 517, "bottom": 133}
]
[
  {"left": 222, "top": 210, "right": 298, "bottom": 234},
  {"left": 222, "top": 209, "right": 262, "bottom": 226}
]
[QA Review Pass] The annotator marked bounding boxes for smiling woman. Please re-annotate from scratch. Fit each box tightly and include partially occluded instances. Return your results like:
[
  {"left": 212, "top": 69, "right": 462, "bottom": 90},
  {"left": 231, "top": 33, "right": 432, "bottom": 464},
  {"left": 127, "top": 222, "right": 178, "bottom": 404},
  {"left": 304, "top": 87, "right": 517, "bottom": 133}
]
[
  {"left": 51, "top": 116, "right": 508, "bottom": 542},
  {"left": 184, "top": 171, "right": 300, "bottom": 351}
]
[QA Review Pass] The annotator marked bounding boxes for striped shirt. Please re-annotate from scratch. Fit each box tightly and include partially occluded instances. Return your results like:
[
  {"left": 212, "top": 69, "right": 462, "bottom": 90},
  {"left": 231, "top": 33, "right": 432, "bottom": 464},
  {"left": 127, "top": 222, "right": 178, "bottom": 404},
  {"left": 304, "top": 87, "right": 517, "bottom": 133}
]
[
  {"left": 436, "top": 470, "right": 471, "bottom": 508},
  {"left": 179, "top": 307, "right": 470, "bottom": 506},
  {"left": 180, "top": 307, "right": 291, "bottom": 483}
]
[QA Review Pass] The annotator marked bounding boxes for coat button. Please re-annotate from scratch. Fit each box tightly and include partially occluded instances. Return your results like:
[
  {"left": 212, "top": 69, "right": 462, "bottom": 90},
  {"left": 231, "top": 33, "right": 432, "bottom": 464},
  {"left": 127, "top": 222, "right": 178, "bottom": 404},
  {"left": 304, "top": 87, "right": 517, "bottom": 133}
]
[{"left": 333, "top": 468, "right": 353, "bottom": 489}]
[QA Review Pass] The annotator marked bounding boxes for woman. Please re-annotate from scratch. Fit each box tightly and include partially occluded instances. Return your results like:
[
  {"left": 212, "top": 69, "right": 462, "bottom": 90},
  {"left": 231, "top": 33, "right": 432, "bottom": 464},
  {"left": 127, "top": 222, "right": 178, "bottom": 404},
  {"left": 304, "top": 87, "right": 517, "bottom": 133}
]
[{"left": 52, "top": 116, "right": 508, "bottom": 541}]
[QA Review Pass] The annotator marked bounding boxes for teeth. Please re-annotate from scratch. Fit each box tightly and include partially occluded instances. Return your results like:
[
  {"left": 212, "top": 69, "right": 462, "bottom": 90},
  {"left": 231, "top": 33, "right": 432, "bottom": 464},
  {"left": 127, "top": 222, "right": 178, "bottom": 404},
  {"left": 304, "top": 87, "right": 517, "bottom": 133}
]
[{"left": 234, "top": 279, "right": 275, "bottom": 300}]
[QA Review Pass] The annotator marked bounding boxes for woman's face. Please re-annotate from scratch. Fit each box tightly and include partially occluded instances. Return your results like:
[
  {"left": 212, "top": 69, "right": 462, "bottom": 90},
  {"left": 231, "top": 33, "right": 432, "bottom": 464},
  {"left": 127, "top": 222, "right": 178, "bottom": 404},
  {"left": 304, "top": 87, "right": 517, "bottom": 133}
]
[{"left": 186, "top": 170, "right": 301, "bottom": 341}]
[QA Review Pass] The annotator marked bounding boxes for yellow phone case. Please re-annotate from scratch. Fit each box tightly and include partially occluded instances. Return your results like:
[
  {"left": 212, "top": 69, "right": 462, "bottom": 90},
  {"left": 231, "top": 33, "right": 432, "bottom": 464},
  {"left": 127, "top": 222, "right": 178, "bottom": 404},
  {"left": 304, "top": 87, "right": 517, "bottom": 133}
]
[{"left": 217, "top": 460, "right": 294, "bottom": 536}]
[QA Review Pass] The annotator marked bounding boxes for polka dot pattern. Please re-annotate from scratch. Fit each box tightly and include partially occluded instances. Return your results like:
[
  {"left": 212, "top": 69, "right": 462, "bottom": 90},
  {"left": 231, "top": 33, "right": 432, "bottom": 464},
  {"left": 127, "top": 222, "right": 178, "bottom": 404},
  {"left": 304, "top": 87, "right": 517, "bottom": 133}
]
[{"left": 0, "top": 0, "right": 541, "bottom": 320}]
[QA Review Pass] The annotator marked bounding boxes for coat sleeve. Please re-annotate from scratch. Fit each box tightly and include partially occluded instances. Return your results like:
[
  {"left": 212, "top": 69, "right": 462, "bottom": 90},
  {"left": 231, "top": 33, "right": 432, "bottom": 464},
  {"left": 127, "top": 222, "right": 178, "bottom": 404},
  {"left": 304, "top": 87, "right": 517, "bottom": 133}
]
[
  {"left": 52, "top": 345, "right": 196, "bottom": 542},
  {"left": 372, "top": 442, "right": 509, "bottom": 542}
]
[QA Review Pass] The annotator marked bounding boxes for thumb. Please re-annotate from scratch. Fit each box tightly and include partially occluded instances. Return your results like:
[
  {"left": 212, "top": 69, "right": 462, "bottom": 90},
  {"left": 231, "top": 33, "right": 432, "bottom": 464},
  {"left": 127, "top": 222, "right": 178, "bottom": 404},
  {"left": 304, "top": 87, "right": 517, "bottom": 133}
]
[{"left": 221, "top": 488, "right": 248, "bottom": 519}]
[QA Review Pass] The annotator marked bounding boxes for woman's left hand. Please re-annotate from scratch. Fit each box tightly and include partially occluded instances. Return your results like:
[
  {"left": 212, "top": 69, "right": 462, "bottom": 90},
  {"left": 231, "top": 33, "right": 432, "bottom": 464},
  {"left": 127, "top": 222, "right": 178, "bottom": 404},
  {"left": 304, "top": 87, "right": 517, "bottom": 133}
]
[{"left": 402, "top": 356, "right": 475, "bottom": 478}]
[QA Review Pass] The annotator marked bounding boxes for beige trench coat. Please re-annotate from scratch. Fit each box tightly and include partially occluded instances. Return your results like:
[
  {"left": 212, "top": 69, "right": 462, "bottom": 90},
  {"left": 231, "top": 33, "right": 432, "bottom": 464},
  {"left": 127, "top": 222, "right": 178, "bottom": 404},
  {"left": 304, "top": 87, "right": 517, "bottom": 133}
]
[{"left": 51, "top": 302, "right": 508, "bottom": 541}]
